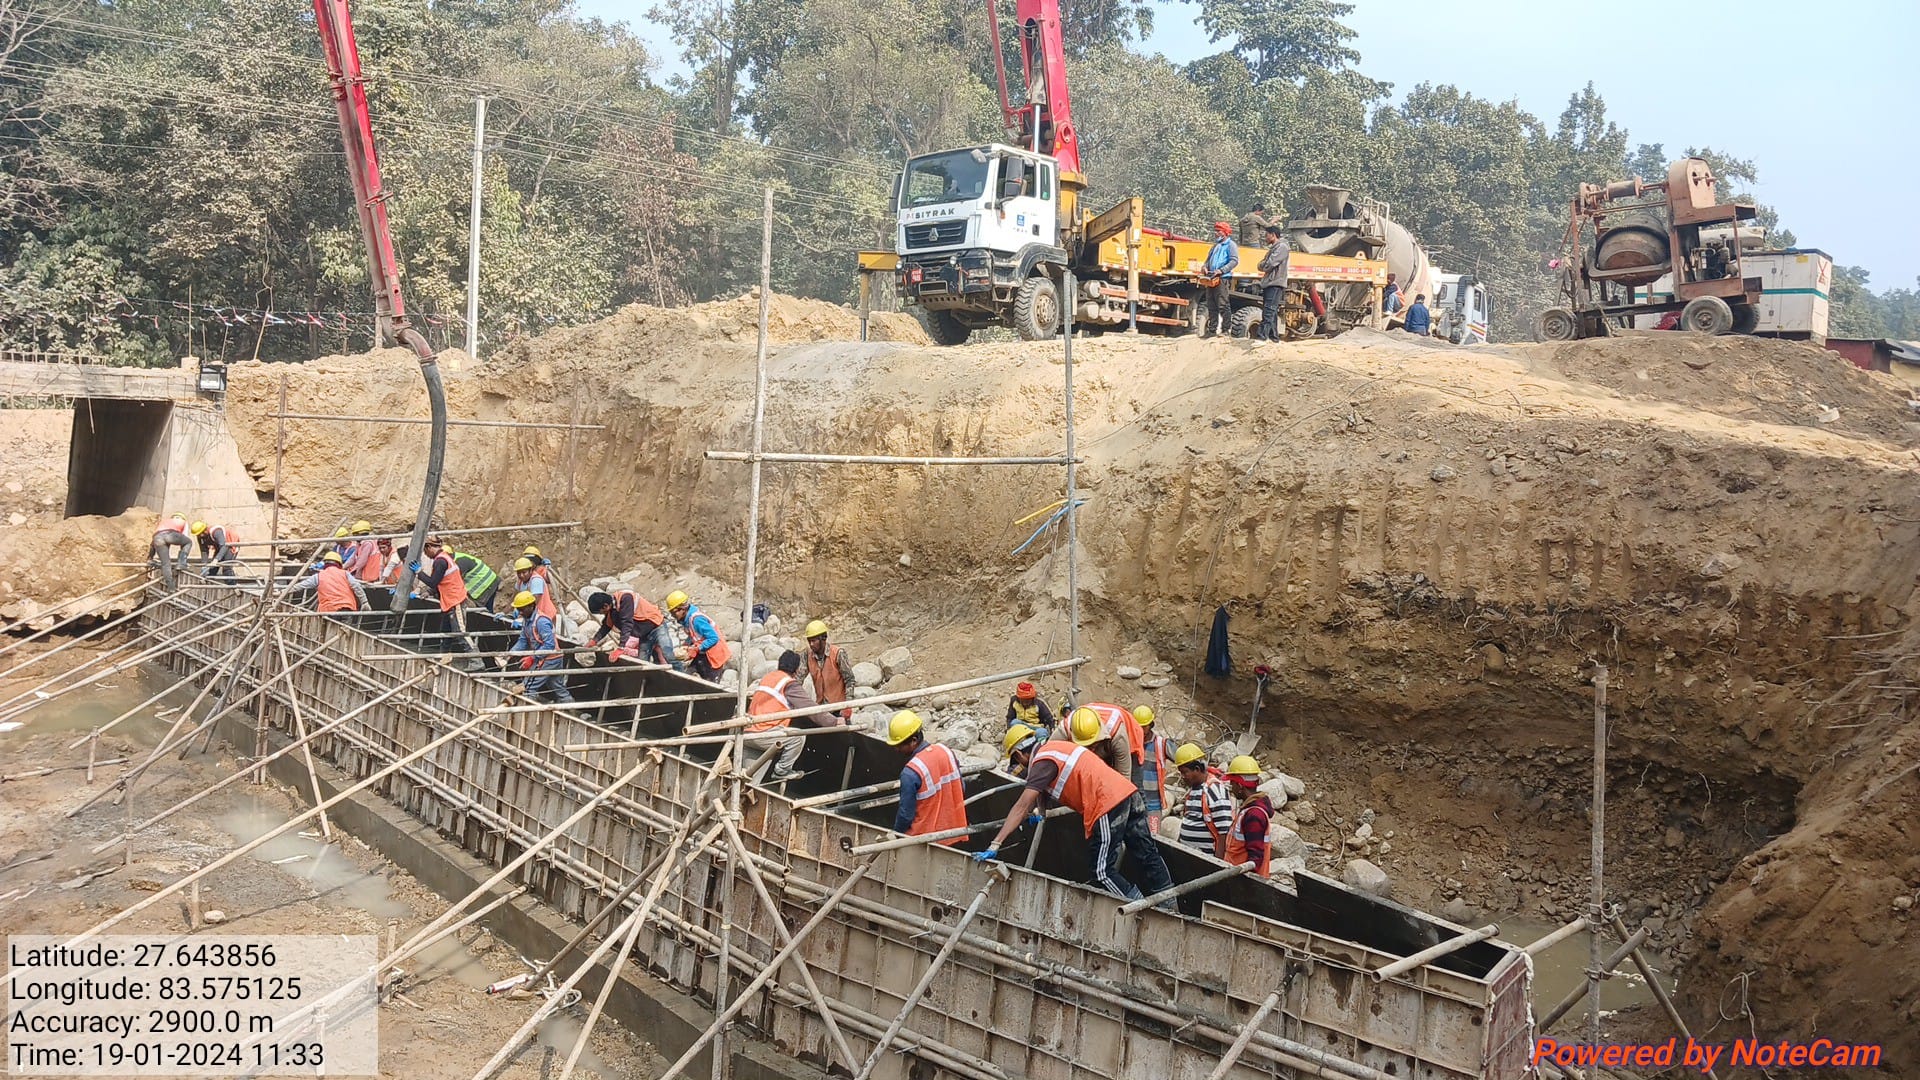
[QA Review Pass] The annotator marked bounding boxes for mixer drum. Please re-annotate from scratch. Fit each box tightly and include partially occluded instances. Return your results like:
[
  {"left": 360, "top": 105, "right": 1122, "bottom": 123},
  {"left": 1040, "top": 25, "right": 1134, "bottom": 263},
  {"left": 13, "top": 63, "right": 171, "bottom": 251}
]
[{"left": 1592, "top": 225, "right": 1671, "bottom": 285}]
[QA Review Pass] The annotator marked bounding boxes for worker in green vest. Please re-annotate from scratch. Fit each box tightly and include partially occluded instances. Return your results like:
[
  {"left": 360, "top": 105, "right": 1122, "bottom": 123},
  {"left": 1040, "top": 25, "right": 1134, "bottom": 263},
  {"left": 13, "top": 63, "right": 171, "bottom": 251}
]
[{"left": 452, "top": 550, "right": 500, "bottom": 611}]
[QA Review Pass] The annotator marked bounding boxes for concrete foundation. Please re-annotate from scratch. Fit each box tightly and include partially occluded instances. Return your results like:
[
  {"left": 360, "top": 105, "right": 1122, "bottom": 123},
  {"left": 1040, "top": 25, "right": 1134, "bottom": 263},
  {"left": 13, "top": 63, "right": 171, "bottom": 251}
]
[{"left": 66, "top": 398, "right": 268, "bottom": 536}]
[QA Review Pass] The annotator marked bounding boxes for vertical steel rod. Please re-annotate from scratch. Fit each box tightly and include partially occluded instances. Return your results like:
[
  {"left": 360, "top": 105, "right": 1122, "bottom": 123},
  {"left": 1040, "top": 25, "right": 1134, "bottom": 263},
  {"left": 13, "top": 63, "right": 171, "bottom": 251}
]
[
  {"left": 1062, "top": 267, "right": 1081, "bottom": 705},
  {"left": 464, "top": 95, "right": 486, "bottom": 356},
  {"left": 1590, "top": 665, "right": 1608, "bottom": 1048}
]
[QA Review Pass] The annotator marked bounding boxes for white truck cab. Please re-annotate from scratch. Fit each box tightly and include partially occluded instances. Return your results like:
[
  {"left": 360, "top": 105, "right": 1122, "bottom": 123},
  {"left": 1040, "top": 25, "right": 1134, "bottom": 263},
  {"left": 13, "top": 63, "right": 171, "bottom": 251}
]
[{"left": 1431, "top": 272, "right": 1492, "bottom": 345}]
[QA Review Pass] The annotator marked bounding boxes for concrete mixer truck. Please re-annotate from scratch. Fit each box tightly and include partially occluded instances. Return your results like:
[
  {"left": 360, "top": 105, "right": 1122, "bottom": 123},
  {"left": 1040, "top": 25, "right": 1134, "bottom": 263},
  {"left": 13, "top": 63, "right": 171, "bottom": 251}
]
[{"left": 1285, "top": 185, "right": 1494, "bottom": 344}]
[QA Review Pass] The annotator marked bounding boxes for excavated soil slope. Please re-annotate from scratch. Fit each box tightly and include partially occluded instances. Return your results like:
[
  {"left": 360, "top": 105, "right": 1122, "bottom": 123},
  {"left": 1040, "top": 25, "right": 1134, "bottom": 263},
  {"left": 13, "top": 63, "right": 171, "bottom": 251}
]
[{"left": 220, "top": 296, "right": 1920, "bottom": 1066}]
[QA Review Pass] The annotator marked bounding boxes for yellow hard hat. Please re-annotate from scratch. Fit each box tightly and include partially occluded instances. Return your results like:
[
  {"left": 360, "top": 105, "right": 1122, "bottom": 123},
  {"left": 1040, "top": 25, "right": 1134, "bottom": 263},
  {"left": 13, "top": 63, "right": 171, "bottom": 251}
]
[
  {"left": 885, "top": 709, "right": 924, "bottom": 745},
  {"left": 189, "top": 521, "right": 209, "bottom": 535},
  {"left": 512, "top": 590, "right": 537, "bottom": 610},
  {"left": 513, "top": 557, "right": 536, "bottom": 572},
  {"left": 804, "top": 619, "right": 830, "bottom": 639},
  {"left": 1069, "top": 707, "right": 1104, "bottom": 746},
  {"left": 333, "top": 526, "right": 349, "bottom": 538},
  {"left": 322, "top": 550, "right": 343, "bottom": 565},
  {"left": 1003, "top": 724, "right": 1039, "bottom": 758},
  {"left": 523, "top": 544, "right": 541, "bottom": 557},
  {"left": 665, "top": 590, "right": 689, "bottom": 611},
  {"left": 1132, "top": 705, "right": 1156, "bottom": 728},
  {"left": 1173, "top": 742, "right": 1207, "bottom": 769},
  {"left": 1225, "top": 755, "right": 1261, "bottom": 778},
  {"left": 351, "top": 520, "right": 371, "bottom": 535}
]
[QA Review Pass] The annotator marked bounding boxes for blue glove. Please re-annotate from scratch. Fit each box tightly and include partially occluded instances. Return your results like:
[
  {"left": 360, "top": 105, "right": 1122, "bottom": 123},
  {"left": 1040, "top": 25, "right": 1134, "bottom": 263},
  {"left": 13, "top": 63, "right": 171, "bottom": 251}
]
[
  {"left": 971, "top": 847, "right": 999, "bottom": 863},
  {"left": 1026, "top": 812, "right": 1045, "bottom": 827},
  {"left": 407, "top": 560, "right": 421, "bottom": 574}
]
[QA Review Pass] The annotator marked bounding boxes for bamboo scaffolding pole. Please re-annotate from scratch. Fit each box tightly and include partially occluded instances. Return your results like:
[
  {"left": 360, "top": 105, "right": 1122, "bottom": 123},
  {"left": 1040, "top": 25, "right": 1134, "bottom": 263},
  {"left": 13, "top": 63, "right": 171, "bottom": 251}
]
[
  {"left": 714, "top": 805, "right": 862, "bottom": 1075},
  {"left": 1536, "top": 926, "right": 1648, "bottom": 1032},
  {"left": 1203, "top": 987, "right": 1285, "bottom": 1080},
  {"left": 0, "top": 594, "right": 231, "bottom": 717},
  {"left": 789, "top": 763, "right": 998, "bottom": 809},
  {"left": 2, "top": 606, "right": 250, "bottom": 726},
  {"left": 572, "top": 723, "right": 865, "bottom": 752},
  {"left": 271, "top": 626, "right": 331, "bottom": 837},
  {"left": 0, "top": 576, "right": 145, "bottom": 661},
  {"left": 0, "top": 592, "right": 168, "bottom": 683},
  {"left": 220, "top": 521, "right": 583, "bottom": 549},
  {"left": 555, "top": 875, "right": 653, "bottom": 1080},
  {"left": 847, "top": 807, "right": 1075, "bottom": 856},
  {"left": 87, "top": 673, "right": 435, "bottom": 854},
  {"left": 1610, "top": 914, "right": 1717, "bottom": 1080},
  {"left": 61, "top": 621, "right": 258, "bottom": 749},
  {"left": 267, "top": 412, "right": 605, "bottom": 431},
  {"left": 58, "top": 709, "right": 493, "bottom": 950},
  {"left": 704, "top": 451, "right": 1079, "bottom": 466},
  {"left": 1589, "top": 665, "right": 1608, "bottom": 1049},
  {"left": 490, "top": 688, "right": 730, "bottom": 712},
  {"left": 849, "top": 867, "right": 1004, "bottom": 1080},
  {"left": 649, "top": 858, "right": 876, "bottom": 1080},
  {"left": 1118, "top": 862, "right": 1250, "bottom": 915},
  {"left": 1370, "top": 923, "right": 1499, "bottom": 981},
  {"left": 2, "top": 758, "right": 128, "bottom": 782},
  {"left": 1522, "top": 916, "right": 1590, "bottom": 956}
]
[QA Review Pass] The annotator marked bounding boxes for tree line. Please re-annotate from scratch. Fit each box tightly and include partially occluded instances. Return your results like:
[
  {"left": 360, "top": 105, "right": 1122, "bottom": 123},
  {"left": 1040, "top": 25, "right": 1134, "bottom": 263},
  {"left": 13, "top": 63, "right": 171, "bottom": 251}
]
[{"left": 0, "top": 0, "right": 1911, "bottom": 364}]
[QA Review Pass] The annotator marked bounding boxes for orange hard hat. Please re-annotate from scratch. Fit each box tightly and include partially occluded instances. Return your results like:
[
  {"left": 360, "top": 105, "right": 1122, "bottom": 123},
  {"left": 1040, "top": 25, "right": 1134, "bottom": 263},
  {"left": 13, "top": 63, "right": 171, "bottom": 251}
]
[
  {"left": 1015, "top": 682, "right": 1036, "bottom": 700},
  {"left": 1213, "top": 221, "right": 1232, "bottom": 236}
]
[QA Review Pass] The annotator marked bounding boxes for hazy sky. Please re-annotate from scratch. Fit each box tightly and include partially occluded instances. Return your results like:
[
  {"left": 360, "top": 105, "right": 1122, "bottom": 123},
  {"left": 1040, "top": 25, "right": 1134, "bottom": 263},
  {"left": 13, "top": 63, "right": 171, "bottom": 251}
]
[{"left": 581, "top": 0, "right": 1919, "bottom": 289}]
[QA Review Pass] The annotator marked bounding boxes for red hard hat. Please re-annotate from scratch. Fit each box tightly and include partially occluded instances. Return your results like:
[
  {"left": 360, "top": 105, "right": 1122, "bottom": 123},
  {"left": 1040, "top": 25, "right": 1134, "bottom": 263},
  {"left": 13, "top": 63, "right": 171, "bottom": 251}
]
[
  {"left": 1213, "top": 221, "right": 1232, "bottom": 236},
  {"left": 1015, "top": 682, "right": 1036, "bottom": 700}
]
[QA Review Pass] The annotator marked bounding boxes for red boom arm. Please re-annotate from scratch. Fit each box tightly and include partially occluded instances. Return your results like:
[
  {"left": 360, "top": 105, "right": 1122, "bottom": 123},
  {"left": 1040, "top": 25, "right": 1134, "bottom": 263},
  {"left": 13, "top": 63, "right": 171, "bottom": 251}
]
[{"left": 989, "top": 0, "right": 1081, "bottom": 175}]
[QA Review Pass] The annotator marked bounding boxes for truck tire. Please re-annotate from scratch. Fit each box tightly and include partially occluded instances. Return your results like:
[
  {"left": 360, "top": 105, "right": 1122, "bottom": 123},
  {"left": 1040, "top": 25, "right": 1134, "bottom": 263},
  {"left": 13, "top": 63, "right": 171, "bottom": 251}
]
[
  {"left": 1681, "top": 296, "right": 1734, "bottom": 336},
  {"left": 1730, "top": 303, "right": 1759, "bottom": 335},
  {"left": 1013, "top": 276, "right": 1061, "bottom": 341},
  {"left": 1231, "top": 306, "right": 1262, "bottom": 339},
  {"left": 1538, "top": 307, "right": 1580, "bottom": 342},
  {"left": 923, "top": 309, "right": 972, "bottom": 346}
]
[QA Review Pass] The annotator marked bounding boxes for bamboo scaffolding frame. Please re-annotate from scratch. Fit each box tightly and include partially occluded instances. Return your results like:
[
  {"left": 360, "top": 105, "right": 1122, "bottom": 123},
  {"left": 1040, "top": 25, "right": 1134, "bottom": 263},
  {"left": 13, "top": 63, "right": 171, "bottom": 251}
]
[
  {"left": 1, "top": 605, "right": 250, "bottom": 725},
  {"left": 1204, "top": 987, "right": 1286, "bottom": 1080},
  {"left": 271, "top": 626, "right": 332, "bottom": 836},
  {"left": 1536, "top": 926, "right": 1648, "bottom": 1032},
  {"left": 1521, "top": 916, "right": 1589, "bottom": 956},
  {"left": 268, "top": 412, "right": 605, "bottom": 431},
  {"left": 704, "top": 451, "right": 1079, "bottom": 466},
  {"left": 219, "top": 521, "right": 584, "bottom": 549},
  {"left": 61, "top": 619, "right": 259, "bottom": 749},
  {"left": 0, "top": 575, "right": 145, "bottom": 660},
  {"left": 1118, "top": 862, "right": 1250, "bottom": 915},
  {"left": 847, "top": 806, "right": 1074, "bottom": 855},
  {"left": 788, "top": 763, "right": 997, "bottom": 809},
  {"left": 849, "top": 868, "right": 1004, "bottom": 1080},
  {"left": 1609, "top": 914, "right": 1716, "bottom": 1080},
  {"left": 0, "top": 592, "right": 168, "bottom": 683},
  {"left": 2, "top": 758, "right": 127, "bottom": 782},
  {"left": 0, "top": 593, "right": 230, "bottom": 716},
  {"left": 1371, "top": 924, "right": 1499, "bottom": 982},
  {"left": 486, "top": 688, "right": 731, "bottom": 711}
]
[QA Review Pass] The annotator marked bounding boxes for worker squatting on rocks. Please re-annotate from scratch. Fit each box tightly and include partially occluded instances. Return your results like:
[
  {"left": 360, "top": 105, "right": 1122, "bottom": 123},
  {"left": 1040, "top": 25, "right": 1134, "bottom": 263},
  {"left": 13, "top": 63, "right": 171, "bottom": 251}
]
[
  {"left": 1223, "top": 755, "right": 1273, "bottom": 876},
  {"left": 982, "top": 724, "right": 1175, "bottom": 906},
  {"left": 190, "top": 521, "right": 239, "bottom": 580},
  {"left": 1255, "top": 224, "right": 1291, "bottom": 343},
  {"left": 886, "top": 709, "right": 968, "bottom": 845},
  {"left": 508, "top": 589, "right": 573, "bottom": 704},
  {"left": 1174, "top": 743, "right": 1232, "bottom": 858},
  {"left": 803, "top": 619, "right": 855, "bottom": 722},
  {"left": 150, "top": 513, "right": 192, "bottom": 589},
  {"left": 587, "top": 586, "right": 671, "bottom": 666},
  {"left": 287, "top": 550, "right": 370, "bottom": 614},
  {"left": 1202, "top": 222, "right": 1239, "bottom": 337},
  {"left": 1004, "top": 681, "right": 1055, "bottom": 733},
  {"left": 744, "top": 650, "right": 844, "bottom": 781},
  {"left": 666, "top": 590, "right": 732, "bottom": 682}
]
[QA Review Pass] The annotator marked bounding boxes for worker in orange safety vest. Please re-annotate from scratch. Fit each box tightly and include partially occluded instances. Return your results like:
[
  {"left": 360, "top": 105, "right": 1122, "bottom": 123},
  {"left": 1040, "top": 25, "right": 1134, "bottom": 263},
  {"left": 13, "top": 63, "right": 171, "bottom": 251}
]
[
  {"left": 978, "top": 725, "right": 1175, "bottom": 905},
  {"left": 886, "top": 710, "right": 968, "bottom": 845},
  {"left": 1173, "top": 744, "right": 1231, "bottom": 857},
  {"left": 803, "top": 619, "right": 856, "bottom": 721},
  {"left": 150, "top": 512, "right": 192, "bottom": 589},
  {"left": 745, "top": 650, "right": 821, "bottom": 781},
  {"left": 287, "top": 550, "right": 370, "bottom": 614},
  {"left": 1222, "top": 755, "right": 1273, "bottom": 876}
]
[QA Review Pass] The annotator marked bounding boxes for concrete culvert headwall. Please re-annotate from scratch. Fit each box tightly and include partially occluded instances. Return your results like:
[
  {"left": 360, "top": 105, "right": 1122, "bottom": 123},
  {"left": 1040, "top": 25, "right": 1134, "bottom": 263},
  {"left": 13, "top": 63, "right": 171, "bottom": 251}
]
[{"left": 216, "top": 293, "right": 1920, "bottom": 1064}]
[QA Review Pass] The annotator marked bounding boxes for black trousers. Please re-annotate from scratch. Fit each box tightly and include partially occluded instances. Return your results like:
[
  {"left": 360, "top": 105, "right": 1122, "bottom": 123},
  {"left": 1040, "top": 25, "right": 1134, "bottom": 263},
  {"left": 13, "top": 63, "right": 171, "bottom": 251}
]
[
  {"left": 1206, "top": 280, "right": 1232, "bottom": 332},
  {"left": 1259, "top": 284, "right": 1285, "bottom": 341}
]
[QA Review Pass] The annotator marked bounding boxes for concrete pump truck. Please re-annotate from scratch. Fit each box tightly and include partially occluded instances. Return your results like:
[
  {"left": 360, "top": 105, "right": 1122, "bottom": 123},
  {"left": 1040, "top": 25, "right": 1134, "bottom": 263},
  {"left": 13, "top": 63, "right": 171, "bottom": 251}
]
[{"left": 856, "top": 0, "right": 1394, "bottom": 344}]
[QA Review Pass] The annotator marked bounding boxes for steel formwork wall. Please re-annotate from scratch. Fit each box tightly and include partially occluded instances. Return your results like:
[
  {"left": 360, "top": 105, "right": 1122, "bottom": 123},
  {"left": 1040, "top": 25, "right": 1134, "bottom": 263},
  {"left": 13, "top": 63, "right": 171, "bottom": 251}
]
[{"left": 151, "top": 585, "right": 1530, "bottom": 1080}]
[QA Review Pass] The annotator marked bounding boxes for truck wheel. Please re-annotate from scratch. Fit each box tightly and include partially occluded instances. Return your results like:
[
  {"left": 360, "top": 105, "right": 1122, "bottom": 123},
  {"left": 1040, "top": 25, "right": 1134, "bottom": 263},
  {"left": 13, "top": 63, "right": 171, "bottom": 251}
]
[
  {"left": 923, "top": 310, "right": 972, "bottom": 346},
  {"left": 1730, "top": 303, "right": 1759, "bottom": 335},
  {"left": 1538, "top": 307, "right": 1580, "bottom": 342},
  {"left": 1230, "top": 306, "right": 1262, "bottom": 339},
  {"left": 1680, "top": 296, "right": 1734, "bottom": 335},
  {"left": 1013, "top": 276, "right": 1061, "bottom": 341}
]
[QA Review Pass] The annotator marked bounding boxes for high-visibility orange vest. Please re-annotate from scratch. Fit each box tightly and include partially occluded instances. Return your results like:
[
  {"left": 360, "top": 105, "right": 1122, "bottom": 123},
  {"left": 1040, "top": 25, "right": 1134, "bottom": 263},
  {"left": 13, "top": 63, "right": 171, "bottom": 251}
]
[
  {"left": 906, "top": 743, "right": 968, "bottom": 845},
  {"left": 627, "top": 591, "right": 663, "bottom": 626},
  {"left": 154, "top": 515, "right": 186, "bottom": 537},
  {"left": 1083, "top": 702, "right": 1144, "bottom": 764},
  {"left": 1031, "top": 741, "right": 1135, "bottom": 836},
  {"left": 680, "top": 606, "right": 731, "bottom": 670},
  {"left": 746, "top": 671, "right": 795, "bottom": 732},
  {"left": 429, "top": 553, "right": 468, "bottom": 611},
  {"left": 1225, "top": 797, "right": 1273, "bottom": 876},
  {"left": 806, "top": 644, "right": 849, "bottom": 713},
  {"left": 529, "top": 568, "right": 557, "bottom": 619},
  {"left": 315, "top": 566, "right": 361, "bottom": 613},
  {"left": 351, "top": 538, "right": 385, "bottom": 583}
]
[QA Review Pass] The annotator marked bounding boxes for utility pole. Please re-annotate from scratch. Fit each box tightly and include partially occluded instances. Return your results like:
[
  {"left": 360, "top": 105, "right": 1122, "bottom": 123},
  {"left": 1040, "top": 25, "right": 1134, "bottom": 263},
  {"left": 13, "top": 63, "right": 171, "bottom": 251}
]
[{"left": 464, "top": 95, "right": 486, "bottom": 357}]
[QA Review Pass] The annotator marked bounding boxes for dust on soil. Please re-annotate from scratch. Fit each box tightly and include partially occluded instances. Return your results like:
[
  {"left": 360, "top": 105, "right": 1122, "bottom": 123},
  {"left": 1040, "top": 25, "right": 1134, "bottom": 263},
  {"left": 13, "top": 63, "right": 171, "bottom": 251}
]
[
  {"left": 0, "top": 677, "right": 665, "bottom": 1080},
  {"left": 19, "top": 291, "right": 1920, "bottom": 1071}
]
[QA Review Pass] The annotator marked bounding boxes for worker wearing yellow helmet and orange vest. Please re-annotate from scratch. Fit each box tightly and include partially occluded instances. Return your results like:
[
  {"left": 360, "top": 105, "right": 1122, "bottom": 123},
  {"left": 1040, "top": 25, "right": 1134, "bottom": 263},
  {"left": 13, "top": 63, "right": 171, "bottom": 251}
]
[
  {"left": 1173, "top": 744, "right": 1232, "bottom": 857},
  {"left": 511, "top": 557, "right": 557, "bottom": 621},
  {"left": 414, "top": 536, "right": 479, "bottom": 665},
  {"left": 189, "top": 521, "right": 240, "bottom": 580},
  {"left": 802, "top": 619, "right": 856, "bottom": 722},
  {"left": 1222, "top": 755, "right": 1273, "bottom": 876},
  {"left": 341, "top": 520, "right": 381, "bottom": 582},
  {"left": 665, "top": 590, "right": 731, "bottom": 682},
  {"left": 287, "top": 550, "right": 370, "bottom": 614},
  {"left": 887, "top": 710, "right": 968, "bottom": 845},
  {"left": 507, "top": 589, "right": 573, "bottom": 704},
  {"left": 1065, "top": 703, "right": 1140, "bottom": 789},
  {"left": 1131, "top": 706, "right": 1175, "bottom": 832},
  {"left": 979, "top": 724, "right": 1175, "bottom": 907},
  {"left": 150, "top": 512, "right": 192, "bottom": 589}
]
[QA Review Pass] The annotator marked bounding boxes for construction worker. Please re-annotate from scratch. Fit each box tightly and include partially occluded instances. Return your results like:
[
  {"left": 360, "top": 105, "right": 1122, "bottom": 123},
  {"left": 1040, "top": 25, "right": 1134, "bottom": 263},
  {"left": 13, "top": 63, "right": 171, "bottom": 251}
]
[
  {"left": 587, "top": 585, "right": 668, "bottom": 664},
  {"left": 980, "top": 725, "right": 1175, "bottom": 905},
  {"left": 1202, "top": 221, "right": 1239, "bottom": 336},
  {"left": 1237, "top": 202, "right": 1270, "bottom": 247},
  {"left": 803, "top": 619, "right": 855, "bottom": 722},
  {"left": 508, "top": 589, "right": 573, "bottom": 704},
  {"left": 1256, "top": 224, "right": 1291, "bottom": 342},
  {"left": 1133, "top": 706, "right": 1174, "bottom": 831},
  {"left": 150, "top": 512, "right": 192, "bottom": 589},
  {"left": 414, "top": 536, "right": 478, "bottom": 664},
  {"left": 1381, "top": 273, "right": 1402, "bottom": 314},
  {"left": 1403, "top": 293, "right": 1432, "bottom": 336},
  {"left": 1067, "top": 703, "right": 1140, "bottom": 789},
  {"left": 1174, "top": 744, "right": 1231, "bottom": 858},
  {"left": 451, "top": 549, "right": 500, "bottom": 611},
  {"left": 190, "top": 521, "right": 240, "bottom": 580},
  {"left": 378, "top": 539, "right": 402, "bottom": 585},
  {"left": 341, "top": 520, "right": 379, "bottom": 580},
  {"left": 287, "top": 550, "right": 370, "bottom": 614},
  {"left": 745, "top": 650, "right": 819, "bottom": 781},
  {"left": 1004, "top": 682, "right": 1055, "bottom": 733},
  {"left": 666, "top": 590, "right": 732, "bottom": 682},
  {"left": 887, "top": 710, "right": 968, "bottom": 845},
  {"left": 511, "top": 557, "right": 557, "bottom": 621},
  {"left": 1223, "top": 755, "right": 1273, "bottom": 876}
]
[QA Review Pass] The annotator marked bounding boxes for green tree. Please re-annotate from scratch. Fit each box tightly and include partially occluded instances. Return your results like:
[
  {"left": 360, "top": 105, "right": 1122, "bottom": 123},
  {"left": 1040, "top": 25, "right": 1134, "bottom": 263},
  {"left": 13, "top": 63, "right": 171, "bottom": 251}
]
[{"left": 1196, "top": 0, "right": 1358, "bottom": 84}]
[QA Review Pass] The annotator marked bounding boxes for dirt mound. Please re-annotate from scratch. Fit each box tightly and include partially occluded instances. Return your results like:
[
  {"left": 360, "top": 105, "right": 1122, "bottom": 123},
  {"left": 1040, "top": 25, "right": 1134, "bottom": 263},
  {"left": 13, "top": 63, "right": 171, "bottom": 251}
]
[
  {"left": 0, "top": 409, "right": 71, "bottom": 524},
  {"left": 0, "top": 510, "right": 152, "bottom": 627}
]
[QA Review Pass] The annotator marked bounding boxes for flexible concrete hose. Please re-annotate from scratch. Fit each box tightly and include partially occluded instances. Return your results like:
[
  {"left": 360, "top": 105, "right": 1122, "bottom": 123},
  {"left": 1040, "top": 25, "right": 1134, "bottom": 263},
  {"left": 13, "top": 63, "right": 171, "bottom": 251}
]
[{"left": 390, "top": 326, "right": 446, "bottom": 614}]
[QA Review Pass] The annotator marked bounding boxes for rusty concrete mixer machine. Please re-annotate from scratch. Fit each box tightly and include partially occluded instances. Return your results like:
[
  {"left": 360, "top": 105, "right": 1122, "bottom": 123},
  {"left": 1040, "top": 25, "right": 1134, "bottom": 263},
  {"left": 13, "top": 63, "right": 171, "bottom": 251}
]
[{"left": 1539, "top": 156, "right": 1762, "bottom": 341}]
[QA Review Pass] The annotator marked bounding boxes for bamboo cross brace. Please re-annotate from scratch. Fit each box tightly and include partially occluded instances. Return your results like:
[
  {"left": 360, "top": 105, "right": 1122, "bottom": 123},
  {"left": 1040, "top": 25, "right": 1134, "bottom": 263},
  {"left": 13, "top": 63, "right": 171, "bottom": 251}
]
[
  {"left": 648, "top": 858, "right": 876, "bottom": 1080},
  {"left": 678, "top": 658, "right": 1089, "bottom": 737},
  {"left": 1204, "top": 988, "right": 1286, "bottom": 1080},
  {"left": 850, "top": 867, "right": 1005, "bottom": 1080},
  {"left": 87, "top": 673, "right": 435, "bottom": 854},
  {"left": 271, "top": 626, "right": 331, "bottom": 838},
  {"left": 0, "top": 592, "right": 168, "bottom": 684},
  {"left": 1537, "top": 926, "right": 1650, "bottom": 1032},
  {"left": 1611, "top": 914, "right": 1718, "bottom": 1080},
  {"left": 847, "top": 807, "right": 1075, "bottom": 856},
  {"left": 62, "top": 621, "right": 260, "bottom": 749},
  {"left": 0, "top": 576, "right": 147, "bottom": 666},
  {"left": 0, "top": 599, "right": 241, "bottom": 722},
  {"left": 59, "top": 709, "right": 493, "bottom": 950}
]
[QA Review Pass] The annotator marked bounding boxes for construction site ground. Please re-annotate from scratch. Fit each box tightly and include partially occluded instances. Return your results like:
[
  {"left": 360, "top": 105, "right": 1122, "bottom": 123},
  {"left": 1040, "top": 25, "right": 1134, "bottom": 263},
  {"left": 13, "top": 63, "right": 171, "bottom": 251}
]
[{"left": 4, "top": 292, "right": 1917, "bottom": 1074}]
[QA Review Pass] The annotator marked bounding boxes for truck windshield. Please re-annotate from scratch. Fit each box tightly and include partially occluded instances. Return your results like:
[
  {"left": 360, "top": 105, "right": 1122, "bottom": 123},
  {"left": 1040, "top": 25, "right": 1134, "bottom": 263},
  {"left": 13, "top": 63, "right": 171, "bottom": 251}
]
[{"left": 902, "top": 151, "right": 989, "bottom": 208}]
